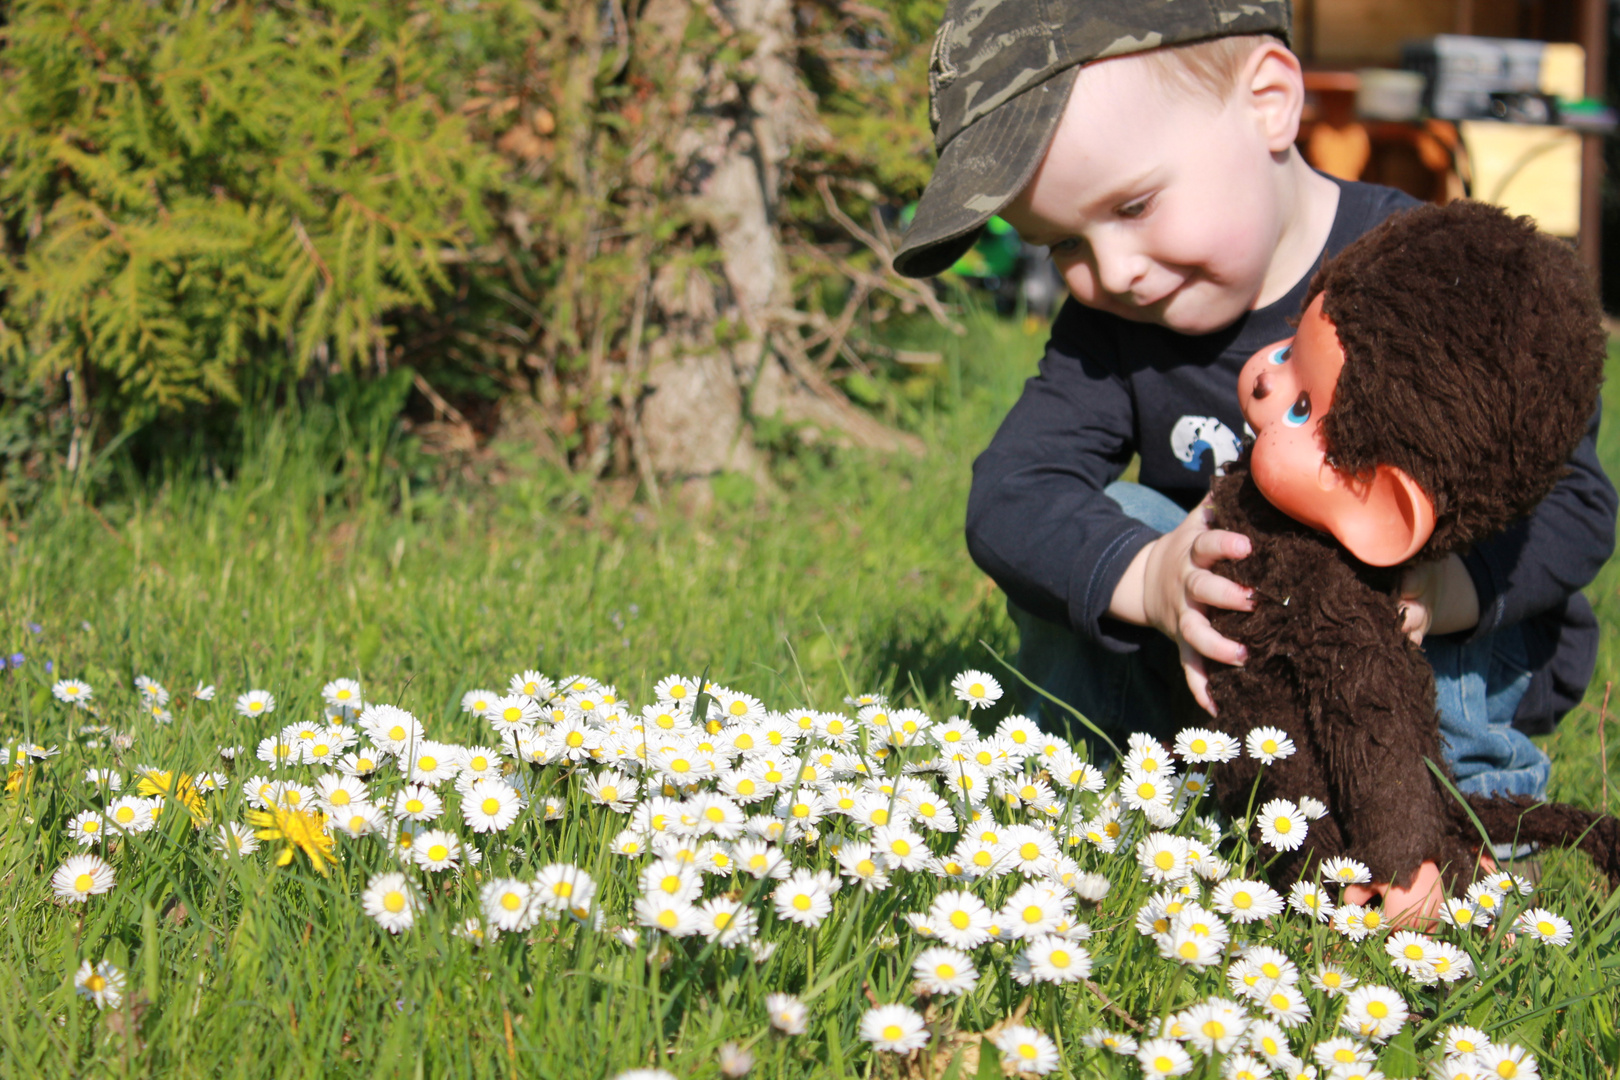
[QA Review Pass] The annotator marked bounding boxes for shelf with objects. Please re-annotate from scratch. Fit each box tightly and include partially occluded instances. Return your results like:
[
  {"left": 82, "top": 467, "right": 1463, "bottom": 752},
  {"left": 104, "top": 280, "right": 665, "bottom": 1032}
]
[{"left": 1292, "top": 12, "right": 1613, "bottom": 278}]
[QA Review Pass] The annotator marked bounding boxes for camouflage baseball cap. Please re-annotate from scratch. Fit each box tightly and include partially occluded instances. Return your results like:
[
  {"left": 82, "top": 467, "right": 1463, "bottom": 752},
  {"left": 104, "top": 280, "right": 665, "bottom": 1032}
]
[{"left": 892, "top": 0, "right": 1293, "bottom": 279}]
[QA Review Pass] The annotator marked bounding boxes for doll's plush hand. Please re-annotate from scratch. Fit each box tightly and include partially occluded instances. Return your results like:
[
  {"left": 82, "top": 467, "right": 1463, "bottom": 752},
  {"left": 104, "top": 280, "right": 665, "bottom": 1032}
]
[
  {"left": 1398, "top": 554, "right": 1481, "bottom": 645},
  {"left": 1112, "top": 498, "right": 1254, "bottom": 715}
]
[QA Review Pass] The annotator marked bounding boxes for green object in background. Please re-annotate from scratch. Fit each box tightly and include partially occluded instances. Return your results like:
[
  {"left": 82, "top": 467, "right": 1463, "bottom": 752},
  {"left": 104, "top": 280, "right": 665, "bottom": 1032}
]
[{"left": 900, "top": 205, "right": 1023, "bottom": 279}]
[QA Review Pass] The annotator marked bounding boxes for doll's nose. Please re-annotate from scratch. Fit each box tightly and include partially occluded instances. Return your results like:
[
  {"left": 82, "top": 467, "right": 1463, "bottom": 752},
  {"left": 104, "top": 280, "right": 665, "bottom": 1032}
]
[{"left": 1251, "top": 372, "right": 1273, "bottom": 401}]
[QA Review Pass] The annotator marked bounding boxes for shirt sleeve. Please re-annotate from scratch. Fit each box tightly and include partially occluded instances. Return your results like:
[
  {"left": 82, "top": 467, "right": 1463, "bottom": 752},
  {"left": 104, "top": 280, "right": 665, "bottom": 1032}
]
[
  {"left": 965, "top": 303, "right": 1163, "bottom": 651},
  {"left": 1461, "top": 403, "right": 1617, "bottom": 638}
]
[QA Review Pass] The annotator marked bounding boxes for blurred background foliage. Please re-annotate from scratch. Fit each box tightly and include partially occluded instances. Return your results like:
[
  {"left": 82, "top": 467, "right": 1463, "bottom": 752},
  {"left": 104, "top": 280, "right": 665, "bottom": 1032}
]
[{"left": 0, "top": 0, "right": 951, "bottom": 516}]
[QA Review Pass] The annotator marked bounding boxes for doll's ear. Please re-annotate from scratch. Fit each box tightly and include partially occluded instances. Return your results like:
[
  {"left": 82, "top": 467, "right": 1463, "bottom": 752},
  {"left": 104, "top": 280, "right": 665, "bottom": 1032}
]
[{"left": 1328, "top": 464, "right": 1436, "bottom": 567}]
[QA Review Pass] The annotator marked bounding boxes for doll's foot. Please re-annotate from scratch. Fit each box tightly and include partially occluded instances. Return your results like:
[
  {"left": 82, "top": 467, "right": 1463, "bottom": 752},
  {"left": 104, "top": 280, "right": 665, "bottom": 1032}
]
[
  {"left": 1342, "top": 850, "right": 1497, "bottom": 929},
  {"left": 1344, "top": 860, "right": 1446, "bottom": 929}
]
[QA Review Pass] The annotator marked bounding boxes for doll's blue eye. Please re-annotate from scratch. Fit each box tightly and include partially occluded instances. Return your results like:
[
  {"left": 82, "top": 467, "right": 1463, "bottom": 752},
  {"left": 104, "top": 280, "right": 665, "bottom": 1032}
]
[
  {"left": 1270, "top": 344, "right": 1292, "bottom": 365},
  {"left": 1283, "top": 391, "right": 1311, "bottom": 427}
]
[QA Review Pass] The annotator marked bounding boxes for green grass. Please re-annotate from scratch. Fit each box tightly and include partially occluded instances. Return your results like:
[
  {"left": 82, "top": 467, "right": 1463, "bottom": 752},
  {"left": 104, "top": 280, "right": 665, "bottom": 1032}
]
[{"left": 0, "top": 310, "right": 1617, "bottom": 1079}]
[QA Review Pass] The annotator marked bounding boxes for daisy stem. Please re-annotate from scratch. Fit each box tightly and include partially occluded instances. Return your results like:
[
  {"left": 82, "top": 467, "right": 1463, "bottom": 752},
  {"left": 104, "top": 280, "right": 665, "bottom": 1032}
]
[
  {"left": 1238, "top": 763, "right": 1268, "bottom": 867},
  {"left": 1158, "top": 963, "right": 1185, "bottom": 1027}
]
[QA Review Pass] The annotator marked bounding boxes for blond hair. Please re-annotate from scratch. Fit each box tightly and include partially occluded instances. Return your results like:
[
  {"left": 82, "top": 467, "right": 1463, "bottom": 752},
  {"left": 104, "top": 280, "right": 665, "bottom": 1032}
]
[{"left": 1132, "top": 34, "right": 1282, "bottom": 101}]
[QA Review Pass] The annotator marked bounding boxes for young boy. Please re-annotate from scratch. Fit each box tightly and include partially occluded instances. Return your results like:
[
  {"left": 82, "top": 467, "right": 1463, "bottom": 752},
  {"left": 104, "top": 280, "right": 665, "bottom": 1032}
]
[{"left": 895, "top": 5, "right": 1615, "bottom": 818}]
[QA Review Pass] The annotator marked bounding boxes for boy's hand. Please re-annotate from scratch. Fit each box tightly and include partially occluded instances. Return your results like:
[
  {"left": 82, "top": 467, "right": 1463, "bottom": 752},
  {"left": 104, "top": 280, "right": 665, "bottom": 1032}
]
[
  {"left": 1398, "top": 554, "right": 1480, "bottom": 645},
  {"left": 1112, "top": 499, "right": 1254, "bottom": 715}
]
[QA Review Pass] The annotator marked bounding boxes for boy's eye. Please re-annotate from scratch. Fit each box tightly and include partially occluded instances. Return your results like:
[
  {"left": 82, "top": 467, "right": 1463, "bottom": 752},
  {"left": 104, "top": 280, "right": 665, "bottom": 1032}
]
[
  {"left": 1048, "top": 238, "right": 1080, "bottom": 256},
  {"left": 1116, "top": 196, "right": 1152, "bottom": 219},
  {"left": 1283, "top": 391, "right": 1311, "bottom": 427},
  {"left": 1270, "top": 344, "right": 1292, "bottom": 365}
]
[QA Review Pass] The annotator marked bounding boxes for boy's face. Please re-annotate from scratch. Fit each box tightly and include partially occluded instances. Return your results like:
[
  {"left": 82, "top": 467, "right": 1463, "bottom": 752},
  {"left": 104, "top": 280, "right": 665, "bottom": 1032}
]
[{"left": 1000, "top": 49, "right": 1293, "bottom": 335}]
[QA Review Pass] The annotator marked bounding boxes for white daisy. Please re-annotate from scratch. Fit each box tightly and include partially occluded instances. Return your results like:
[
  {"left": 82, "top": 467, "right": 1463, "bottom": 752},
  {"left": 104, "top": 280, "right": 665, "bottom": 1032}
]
[
  {"left": 1443, "top": 1026, "right": 1492, "bottom": 1058},
  {"left": 322, "top": 678, "right": 363, "bottom": 710},
  {"left": 462, "top": 779, "right": 522, "bottom": 833},
  {"left": 362, "top": 872, "right": 420, "bottom": 933},
  {"left": 1211, "top": 879, "right": 1284, "bottom": 923},
  {"left": 950, "top": 670, "right": 1002, "bottom": 710},
  {"left": 66, "top": 810, "right": 107, "bottom": 846},
  {"left": 634, "top": 894, "right": 701, "bottom": 938},
  {"left": 1182, "top": 998, "right": 1248, "bottom": 1054},
  {"left": 391, "top": 784, "right": 444, "bottom": 823},
  {"left": 52, "top": 854, "right": 116, "bottom": 903},
  {"left": 1080, "top": 1028, "right": 1138, "bottom": 1055},
  {"left": 74, "top": 960, "right": 125, "bottom": 1008},
  {"left": 213, "top": 821, "right": 261, "bottom": 858},
  {"left": 859, "top": 1003, "right": 929, "bottom": 1053},
  {"left": 533, "top": 863, "right": 596, "bottom": 916},
  {"left": 1287, "top": 880, "right": 1334, "bottom": 922},
  {"left": 1137, "top": 832, "right": 1190, "bottom": 884},
  {"left": 1474, "top": 1044, "right": 1538, "bottom": 1080},
  {"left": 481, "top": 878, "right": 535, "bottom": 932},
  {"left": 764, "top": 992, "right": 808, "bottom": 1035},
  {"left": 333, "top": 803, "right": 387, "bottom": 838},
  {"left": 411, "top": 829, "right": 461, "bottom": 871},
  {"left": 1245, "top": 726, "right": 1296, "bottom": 762},
  {"left": 695, "top": 897, "right": 757, "bottom": 946},
  {"left": 912, "top": 946, "right": 978, "bottom": 995},
  {"left": 927, "top": 890, "right": 994, "bottom": 950},
  {"left": 1258, "top": 983, "right": 1310, "bottom": 1028},
  {"left": 772, "top": 868, "right": 837, "bottom": 927},
  {"left": 314, "top": 773, "right": 369, "bottom": 814},
  {"left": 1256, "top": 799, "right": 1308, "bottom": 851},
  {"left": 1137, "top": 1038, "right": 1194, "bottom": 1077},
  {"left": 1515, "top": 907, "right": 1573, "bottom": 946},
  {"left": 1341, "top": 984, "right": 1408, "bottom": 1043},
  {"left": 460, "top": 689, "right": 499, "bottom": 717},
  {"left": 235, "top": 689, "right": 276, "bottom": 718},
  {"left": 1021, "top": 934, "right": 1092, "bottom": 984},
  {"left": 1320, "top": 856, "right": 1372, "bottom": 884},
  {"left": 992, "top": 1024, "right": 1059, "bottom": 1075},
  {"left": 1308, "top": 963, "right": 1357, "bottom": 996},
  {"left": 52, "top": 679, "right": 94, "bottom": 705},
  {"left": 510, "top": 670, "right": 556, "bottom": 701}
]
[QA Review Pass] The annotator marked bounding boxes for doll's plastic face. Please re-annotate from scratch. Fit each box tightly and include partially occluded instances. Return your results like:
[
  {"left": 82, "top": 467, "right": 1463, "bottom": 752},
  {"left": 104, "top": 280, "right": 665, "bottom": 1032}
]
[
  {"left": 1238, "top": 293, "right": 1345, "bottom": 533},
  {"left": 1238, "top": 293, "right": 1435, "bottom": 566}
]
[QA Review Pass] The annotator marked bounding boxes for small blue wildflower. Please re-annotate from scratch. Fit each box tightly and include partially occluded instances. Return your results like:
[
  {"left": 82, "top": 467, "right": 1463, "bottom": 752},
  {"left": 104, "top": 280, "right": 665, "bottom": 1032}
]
[{"left": 25, "top": 622, "right": 41, "bottom": 635}]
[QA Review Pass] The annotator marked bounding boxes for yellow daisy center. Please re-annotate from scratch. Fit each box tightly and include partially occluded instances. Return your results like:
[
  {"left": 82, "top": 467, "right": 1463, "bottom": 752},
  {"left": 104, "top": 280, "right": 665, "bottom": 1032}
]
[
  {"left": 384, "top": 892, "right": 405, "bottom": 913},
  {"left": 73, "top": 873, "right": 94, "bottom": 892},
  {"left": 792, "top": 895, "right": 811, "bottom": 912},
  {"left": 881, "top": 1024, "right": 903, "bottom": 1041}
]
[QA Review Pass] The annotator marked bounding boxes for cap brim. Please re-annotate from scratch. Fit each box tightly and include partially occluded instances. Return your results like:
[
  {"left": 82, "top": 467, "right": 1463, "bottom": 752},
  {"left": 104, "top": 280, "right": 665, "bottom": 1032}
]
[{"left": 892, "top": 67, "right": 1078, "bottom": 279}]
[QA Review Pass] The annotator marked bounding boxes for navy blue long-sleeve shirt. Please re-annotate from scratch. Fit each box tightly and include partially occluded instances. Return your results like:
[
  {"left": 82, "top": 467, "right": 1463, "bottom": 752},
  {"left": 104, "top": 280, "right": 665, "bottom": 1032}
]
[{"left": 966, "top": 177, "right": 1617, "bottom": 729}]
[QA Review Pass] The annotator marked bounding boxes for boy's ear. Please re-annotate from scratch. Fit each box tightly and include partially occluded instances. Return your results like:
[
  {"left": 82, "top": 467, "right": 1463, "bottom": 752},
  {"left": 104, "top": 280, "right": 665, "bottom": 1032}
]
[
  {"left": 1244, "top": 41, "right": 1306, "bottom": 153},
  {"left": 1326, "top": 464, "right": 1436, "bottom": 567}
]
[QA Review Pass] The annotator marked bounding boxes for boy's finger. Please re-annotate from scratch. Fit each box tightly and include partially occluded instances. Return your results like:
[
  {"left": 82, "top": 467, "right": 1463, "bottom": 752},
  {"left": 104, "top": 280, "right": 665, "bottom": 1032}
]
[
  {"left": 1179, "top": 643, "right": 1216, "bottom": 716},
  {"left": 1186, "top": 568, "right": 1254, "bottom": 613},
  {"left": 1187, "top": 529, "right": 1251, "bottom": 568},
  {"left": 1178, "top": 609, "right": 1247, "bottom": 668}
]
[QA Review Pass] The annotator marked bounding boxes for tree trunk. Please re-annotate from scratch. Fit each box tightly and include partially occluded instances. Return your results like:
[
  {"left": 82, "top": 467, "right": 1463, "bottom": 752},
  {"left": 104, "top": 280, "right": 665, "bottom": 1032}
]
[{"left": 636, "top": 0, "right": 923, "bottom": 484}]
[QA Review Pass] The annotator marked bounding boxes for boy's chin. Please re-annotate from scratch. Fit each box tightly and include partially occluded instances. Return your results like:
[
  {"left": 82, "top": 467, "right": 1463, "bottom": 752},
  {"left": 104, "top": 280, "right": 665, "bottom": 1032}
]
[{"left": 1106, "top": 291, "right": 1248, "bottom": 336}]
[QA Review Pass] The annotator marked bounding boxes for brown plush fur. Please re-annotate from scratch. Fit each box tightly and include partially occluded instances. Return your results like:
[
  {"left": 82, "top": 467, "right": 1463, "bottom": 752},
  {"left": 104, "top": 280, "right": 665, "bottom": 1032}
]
[{"left": 1203, "top": 201, "right": 1620, "bottom": 891}]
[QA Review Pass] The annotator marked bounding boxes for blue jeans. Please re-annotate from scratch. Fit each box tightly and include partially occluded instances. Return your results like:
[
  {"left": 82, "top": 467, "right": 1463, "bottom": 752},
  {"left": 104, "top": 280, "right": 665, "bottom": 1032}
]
[{"left": 1011, "top": 482, "right": 1549, "bottom": 801}]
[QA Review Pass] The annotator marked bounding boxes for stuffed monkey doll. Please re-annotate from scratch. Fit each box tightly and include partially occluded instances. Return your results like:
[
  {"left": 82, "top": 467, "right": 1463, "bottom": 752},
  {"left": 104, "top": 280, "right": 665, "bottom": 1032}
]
[{"left": 1204, "top": 199, "right": 1620, "bottom": 901}]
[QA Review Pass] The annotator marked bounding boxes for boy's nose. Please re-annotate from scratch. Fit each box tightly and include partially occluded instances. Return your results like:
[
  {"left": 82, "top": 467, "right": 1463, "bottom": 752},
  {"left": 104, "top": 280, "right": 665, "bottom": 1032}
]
[{"left": 1251, "top": 372, "right": 1272, "bottom": 401}]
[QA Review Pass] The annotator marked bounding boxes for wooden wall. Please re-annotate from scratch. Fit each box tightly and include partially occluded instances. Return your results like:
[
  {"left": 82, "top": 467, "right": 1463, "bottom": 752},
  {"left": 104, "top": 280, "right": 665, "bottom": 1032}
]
[{"left": 1293, "top": 0, "right": 1548, "bottom": 67}]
